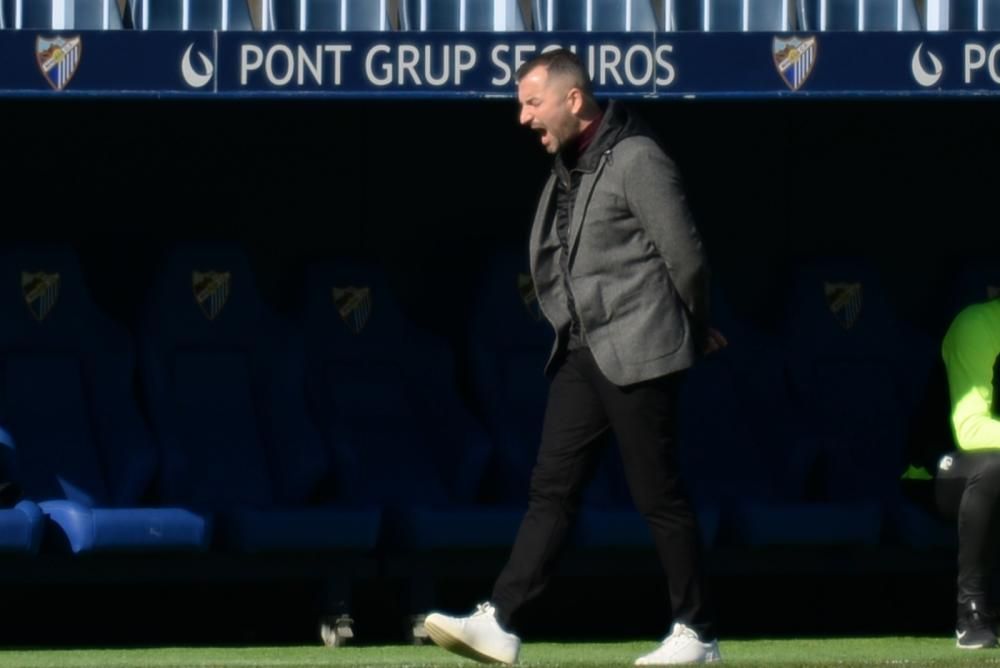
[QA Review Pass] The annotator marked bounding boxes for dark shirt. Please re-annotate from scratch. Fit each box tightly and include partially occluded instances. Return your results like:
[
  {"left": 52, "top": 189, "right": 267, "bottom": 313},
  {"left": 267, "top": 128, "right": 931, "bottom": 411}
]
[{"left": 552, "top": 112, "right": 604, "bottom": 350}]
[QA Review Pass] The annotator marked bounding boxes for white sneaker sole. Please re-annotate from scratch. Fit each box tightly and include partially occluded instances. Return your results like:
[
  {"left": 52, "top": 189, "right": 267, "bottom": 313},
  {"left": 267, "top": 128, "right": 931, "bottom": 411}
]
[{"left": 424, "top": 617, "right": 515, "bottom": 664}]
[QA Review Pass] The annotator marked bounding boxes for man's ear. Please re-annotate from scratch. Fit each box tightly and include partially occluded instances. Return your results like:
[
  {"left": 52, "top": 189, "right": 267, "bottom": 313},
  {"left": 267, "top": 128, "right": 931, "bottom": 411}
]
[{"left": 567, "top": 87, "right": 584, "bottom": 115}]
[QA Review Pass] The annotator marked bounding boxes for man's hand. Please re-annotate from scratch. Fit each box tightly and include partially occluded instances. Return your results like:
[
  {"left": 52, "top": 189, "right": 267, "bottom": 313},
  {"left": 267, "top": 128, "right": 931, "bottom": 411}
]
[{"left": 703, "top": 327, "right": 728, "bottom": 355}]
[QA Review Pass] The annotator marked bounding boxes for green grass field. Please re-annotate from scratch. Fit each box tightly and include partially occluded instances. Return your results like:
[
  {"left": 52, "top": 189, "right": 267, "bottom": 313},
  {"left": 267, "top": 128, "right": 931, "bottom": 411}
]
[{"left": 1, "top": 638, "right": 999, "bottom": 668}]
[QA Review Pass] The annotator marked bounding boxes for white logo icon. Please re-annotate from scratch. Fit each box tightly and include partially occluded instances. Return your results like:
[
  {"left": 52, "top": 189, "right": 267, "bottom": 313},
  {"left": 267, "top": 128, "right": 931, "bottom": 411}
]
[
  {"left": 939, "top": 455, "right": 954, "bottom": 472},
  {"left": 912, "top": 43, "right": 943, "bottom": 87},
  {"left": 182, "top": 43, "right": 214, "bottom": 89}
]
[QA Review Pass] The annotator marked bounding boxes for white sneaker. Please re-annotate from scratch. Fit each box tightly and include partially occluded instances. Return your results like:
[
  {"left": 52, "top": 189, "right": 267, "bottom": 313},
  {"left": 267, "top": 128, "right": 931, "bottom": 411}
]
[
  {"left": 635, "top": 623, "right": 721, "bottom": 665},
  {"left": 424, "top": 602, "right": 521, "bottom": 664}
]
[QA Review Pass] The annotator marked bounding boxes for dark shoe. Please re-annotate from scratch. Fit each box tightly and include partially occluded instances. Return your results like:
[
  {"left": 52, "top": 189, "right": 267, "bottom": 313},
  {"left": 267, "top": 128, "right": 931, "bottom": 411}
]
[{"left": 957, "top": 602, "right": 998, "bottom": 649}]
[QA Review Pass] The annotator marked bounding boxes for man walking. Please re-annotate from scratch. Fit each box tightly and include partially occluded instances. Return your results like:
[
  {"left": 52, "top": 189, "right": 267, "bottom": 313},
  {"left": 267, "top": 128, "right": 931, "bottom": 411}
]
[{"left": 425, "top": 49, "right": 723, "bottom": 665}]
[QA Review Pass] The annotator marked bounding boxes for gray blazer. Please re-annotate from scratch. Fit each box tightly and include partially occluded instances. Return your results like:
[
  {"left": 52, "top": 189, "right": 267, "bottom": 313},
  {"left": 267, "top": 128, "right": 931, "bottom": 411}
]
[{"left": 529, "top": 134, "right": 709, "bottom": 386}]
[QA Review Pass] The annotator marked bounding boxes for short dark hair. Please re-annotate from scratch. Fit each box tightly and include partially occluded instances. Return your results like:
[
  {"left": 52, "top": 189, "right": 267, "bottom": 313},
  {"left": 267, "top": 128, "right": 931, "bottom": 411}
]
[{"left": 515, "top": 48, "right": 593, "bottom": 97}]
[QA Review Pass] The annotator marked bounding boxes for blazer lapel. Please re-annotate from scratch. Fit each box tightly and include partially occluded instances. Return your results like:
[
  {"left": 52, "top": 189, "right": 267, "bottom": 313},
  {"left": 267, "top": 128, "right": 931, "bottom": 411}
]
[{"left": 567, "top": 152, "right": 609, "bottom": 268}]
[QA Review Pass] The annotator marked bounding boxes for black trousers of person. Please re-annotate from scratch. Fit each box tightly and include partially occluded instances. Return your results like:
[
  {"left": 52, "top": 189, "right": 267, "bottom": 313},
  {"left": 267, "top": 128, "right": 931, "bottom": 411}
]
[
  {"left": 936, "top": 451, "right": 1000, "bottom": 608},
  {"left": 490, "top": 348, "right": 714, "bottom": 639}
]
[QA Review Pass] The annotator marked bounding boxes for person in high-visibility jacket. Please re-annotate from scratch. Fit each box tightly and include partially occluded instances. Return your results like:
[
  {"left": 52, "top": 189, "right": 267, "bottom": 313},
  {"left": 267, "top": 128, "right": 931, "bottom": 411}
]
[{"left": 936, "top": 295, "right": 1000, "bottom": 649}]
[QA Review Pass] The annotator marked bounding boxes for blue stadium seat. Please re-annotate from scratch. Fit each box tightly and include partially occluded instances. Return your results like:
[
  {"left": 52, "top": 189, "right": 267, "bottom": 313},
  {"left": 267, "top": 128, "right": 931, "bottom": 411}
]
[
  {"left": 779, "top": 259, "right": 932, "bottom": 540},
  {"left": 676, "top": 280, "right": 882, "bottom": 547},
  {"left": 667, "top": 0, "right": 792, "bottom": 30},
  {"left": 264, "top": 0, "right": 391, "bottom": 31},
  {"left": 304, "top": 259, "right": 508, "bottom": 627},
  {"left": 3, "top": 0, "right": 124, "bottom": 29},
  {"left": 533, "top": 0, "right": 659, "bottom": 30},
  {"left": 138, "top": 244, "right": 379, "bottom": 553},
  {"left": 0, "top": 246, "right": 209, "bottom": 554},
  {"left": 131, "top": 0, "right": 253, "bottom": 30},
  {"left": 467, "top": 251, "right": 552, "bottom": 505},
  {"left": 400, "top": 0, "right": 525, "bottom": 30},
  {"left": 303, "top": 260, "right": 493, "bottom": 517},
  {"left": 0, "top": 427, "right": 43, "bottom": 554},
  {"left": 950, "top": 0, "right": 1000, "bottom": 29},
  {"left": 797, "top": 0, "right": 921, "bottom": 30},
  {"left": 677, "top": 285, "right": 785, "bottom": 511},
  {"left": 0, "top": 500, "right": 43, "bottom": 553}
]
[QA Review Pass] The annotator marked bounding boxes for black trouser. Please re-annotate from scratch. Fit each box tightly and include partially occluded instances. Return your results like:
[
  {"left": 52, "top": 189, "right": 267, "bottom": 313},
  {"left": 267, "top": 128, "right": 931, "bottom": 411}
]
[
  {"left": 490, "top": 348, "right": 714, "bottom": 638},
  {"left": 936, "top": 451, "right": 1000, "bottom": 608}
]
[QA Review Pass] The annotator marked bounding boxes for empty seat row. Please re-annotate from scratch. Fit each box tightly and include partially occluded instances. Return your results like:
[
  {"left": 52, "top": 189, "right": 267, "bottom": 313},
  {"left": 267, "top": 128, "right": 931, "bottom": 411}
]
[
  {"left": 0, "top": 245, "right": 544, "bottom": 568},
  {"left": 2, "top": 245, "right": 997, "bottom": 558},
  {"left": 0, "top": 245, "right": 391, "bottom": 558},
  {"left": 4, "top": 0, "right": 995, "bottom": 32}
]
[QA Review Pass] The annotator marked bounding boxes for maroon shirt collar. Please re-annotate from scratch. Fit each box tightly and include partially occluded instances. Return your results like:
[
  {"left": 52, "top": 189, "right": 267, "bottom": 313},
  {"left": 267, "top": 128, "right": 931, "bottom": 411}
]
[{"left": 575, "top": 111, "right": 603, "bottom": 158}]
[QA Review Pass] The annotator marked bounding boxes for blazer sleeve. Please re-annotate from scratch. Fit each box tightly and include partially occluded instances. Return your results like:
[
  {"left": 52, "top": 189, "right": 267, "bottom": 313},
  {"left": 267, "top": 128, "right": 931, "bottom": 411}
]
[{"left": 622, "top": 140, "right": 710, "bottom": 332}]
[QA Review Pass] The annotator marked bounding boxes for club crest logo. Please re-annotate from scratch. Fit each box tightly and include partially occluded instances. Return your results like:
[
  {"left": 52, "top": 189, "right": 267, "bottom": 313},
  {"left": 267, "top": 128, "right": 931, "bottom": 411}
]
[
  {"left": 192, "top": 271, "right": 231, "bottom": 321},
  {"left": 36, "top": 35, "right": 82, "bottom": 91},
  {"left": 824, "top": 282, "right": 863, "bottom": 330},
  {"left": 22, "top": 272, "right": 60, "bottom": 321},
  {"left": 773, "top": 36, "right": 817, "bottom": 91},
  {"left": 332, "top": 286, "right": 372, "bottom": 334}
]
